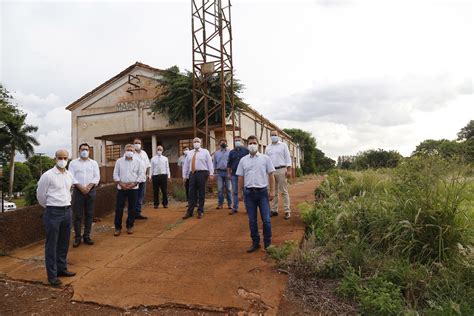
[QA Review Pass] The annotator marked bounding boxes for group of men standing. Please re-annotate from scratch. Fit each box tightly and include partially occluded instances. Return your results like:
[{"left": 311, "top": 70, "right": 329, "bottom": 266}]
[{"left": 36, "top": 130, "right": 293, "bottom": 286}]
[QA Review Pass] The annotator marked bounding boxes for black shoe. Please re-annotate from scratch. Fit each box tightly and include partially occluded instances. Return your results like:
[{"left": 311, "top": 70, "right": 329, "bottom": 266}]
[
  {"left": 49, "top": 278, "right": 62, "bottom": 287},
  {"left": 154, "top": 205, "right": 159, "bottom": 209},
  {"left": 135, "top": 215, "right": 148, "bottom": 220},
  {"left": 247, "top": 244, "right": 261, "bottom": 253},
  {"left": 72, "top": 239, "right": 81, "bottom": 248},
  {"left": 284, "top": 213, "right": 291, "bottom": 220},
  {"left": 163, "top": 205, "right": 168, "bottom": 208},
  {"left": 197, "top": 213, "right": 203, "bottom": 219},
  {"left": 83, "top": 238, "right": 94, "bottom": 245},
  {"left": 182, "top": 213, "right": 192, "bottom": 220},
  {"left": 270, "top": 211, "right": 278, "bottom": 217},
  {"left": 264, "top": 244, "right": 271, "bottom": 250},
  {"left": 57, "top": 270, "right": 76, "bottom": 277}
]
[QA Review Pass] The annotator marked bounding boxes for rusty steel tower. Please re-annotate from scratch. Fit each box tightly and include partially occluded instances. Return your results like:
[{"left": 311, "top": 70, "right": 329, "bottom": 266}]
[{"left": 191, "top": 0, "right": 235, "bottom": 147}]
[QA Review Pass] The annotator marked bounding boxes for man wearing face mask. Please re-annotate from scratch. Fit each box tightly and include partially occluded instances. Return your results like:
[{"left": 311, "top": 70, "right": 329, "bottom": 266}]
[
  {"left": 178, "top": 147, "right": 191, "bottom": 205},
  {"left": 113, "top": 144, "right": 145, "bottom": 236},
  {"left": 213, "top": 139, "right": 232, "bottom": 210},
  {"left": 236, "top": 136, "right": 275, "bottom": 253},
  {"left": 150, "top": 145, "right": 170, "bottom": 209},
  {"left": 132, "top": 138, "right": 151, "bottom": 220},
  {"left": 182, "top": 137, "right": 214, "bottom": 219},
  {"left": 68, "top": 143, "right": 100, "bottom": 248},
  {"left": 265, "top": 130, "right": 292, "bottom": 220},
  {"left": 227, "top": 135, "right": 249, "bottom": 214},
  {"left": 37, "top": 149, "right": 76, "bottom": 287}
]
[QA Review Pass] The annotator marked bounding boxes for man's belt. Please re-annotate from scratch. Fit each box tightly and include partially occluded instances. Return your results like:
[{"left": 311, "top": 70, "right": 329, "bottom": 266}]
[
  {"left": 191, "top": 170, "right": 209, "bottom": 173},
  {"left": 275, "top": 166, "right": 287, "bottom": 169},
  {"left": 217, "top": 169, "right": 227, "bottom": 172},
  {"left": 245, "top": 187, "right": 267, "bottom": 192}
]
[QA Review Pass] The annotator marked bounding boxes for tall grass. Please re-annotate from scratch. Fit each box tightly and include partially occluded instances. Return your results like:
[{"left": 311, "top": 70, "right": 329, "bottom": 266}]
[{"left": 290, "top": 156, "right": 474, "bottom": 314}]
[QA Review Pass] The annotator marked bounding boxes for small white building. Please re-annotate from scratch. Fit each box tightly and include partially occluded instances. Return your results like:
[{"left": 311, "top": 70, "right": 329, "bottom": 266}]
[{"left": 66, "top": 62, "right": 302, "bottom": 182}]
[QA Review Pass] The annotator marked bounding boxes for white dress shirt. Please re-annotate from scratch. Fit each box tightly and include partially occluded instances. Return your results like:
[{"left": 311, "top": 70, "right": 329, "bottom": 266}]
[
  {"left": 236, "top": 153, "right": 275, "bottom": 188},
  {"left": 177, "top": 154, "right": 186, "bottom": 167},
  {"left": 68, "top": 158, "right": 100, "bottom": 186},
  {"left": 182, "top": 148, "right": 214, "bottom": 178},
  {"left": 113, "top": 157, "right": 145, "bottom": 190},
  {"left": 265, "top": 141, "right": 292, "bottom": 168},
  {"left": 36, "top": 167, "right": 74, "bottom": 207},
  {"left": 150, "top": 154, "right": 171, "bottom": 178},
  {"left": 134, "top": 150, "right": 151, "bottom": 182}
]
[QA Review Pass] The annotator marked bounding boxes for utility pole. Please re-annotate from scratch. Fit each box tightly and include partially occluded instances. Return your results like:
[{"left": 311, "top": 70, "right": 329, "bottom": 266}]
[
  {"left": 36, "top": 153, "right": 45, "bottom": 176},
  {"left": 1, "top": 163, "right": 4, "bottom": 213}
]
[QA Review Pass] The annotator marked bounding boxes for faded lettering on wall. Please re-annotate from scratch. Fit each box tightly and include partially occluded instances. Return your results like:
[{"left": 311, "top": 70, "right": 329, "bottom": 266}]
[{"left": 116, "top": 99, "right": 154, "bottom": 112}]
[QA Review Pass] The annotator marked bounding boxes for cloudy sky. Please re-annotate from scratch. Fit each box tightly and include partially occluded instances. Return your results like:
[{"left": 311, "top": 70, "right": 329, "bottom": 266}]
[{"left": 1, "top": 0, "right": 473, "bottom": 159}]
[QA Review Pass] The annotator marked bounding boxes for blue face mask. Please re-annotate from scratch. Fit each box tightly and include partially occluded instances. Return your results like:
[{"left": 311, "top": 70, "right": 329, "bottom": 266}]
[
  {"left": 235, "top": 141, "right": 241, "bottom": 147},
  {"left": 80, "top": 150, "right": 89, "bottom": 159},
  {"left": 271, "top": 136, "right": 279, "bottom": 143}
]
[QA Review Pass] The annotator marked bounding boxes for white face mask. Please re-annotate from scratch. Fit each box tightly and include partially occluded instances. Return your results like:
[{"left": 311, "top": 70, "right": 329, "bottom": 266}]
[
  {"left": 235, "top": 141, "right": 242, "bottom": 147},
  {"left": 157, "top": 150, "right": 163, "bottom": 156},
  {"left": 271, "top": 135, "right": 279, "bottom": 143},
  {"left": 248, "top": 144, "right": 258, "bottom": 153},
  {"left": 56, "top": 159, "right": 68, "bottom": 169},
  {"left": 125, "top": 151, "right": 134, "bottom": 158},
  {"left": 134, "top": 143, "right": 141, "bottom": 150},
  {"left": 184, "top": 150, "right": 189, "bottom": 155},
  {"left": 80, "top": 150, "right": 89, "bottom": 159},
  {"left": 193, "top": 142, "right": 201, "bottom": 149}
]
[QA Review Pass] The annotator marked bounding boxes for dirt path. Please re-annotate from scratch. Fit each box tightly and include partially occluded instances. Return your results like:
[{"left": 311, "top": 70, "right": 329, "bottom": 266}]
[{"left": 0, "top": 177, "right": 320, "bottom": 315}]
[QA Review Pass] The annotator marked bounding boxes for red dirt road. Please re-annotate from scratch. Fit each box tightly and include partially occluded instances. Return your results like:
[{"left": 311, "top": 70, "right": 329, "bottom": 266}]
[{"left": 0, "top": 177, "right": 320, "bottom": 315}]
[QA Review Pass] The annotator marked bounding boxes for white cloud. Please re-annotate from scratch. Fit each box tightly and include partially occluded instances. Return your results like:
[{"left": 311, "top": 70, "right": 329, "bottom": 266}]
[{"left": 11, "top": 91, "right": 71, "bottom": 158}]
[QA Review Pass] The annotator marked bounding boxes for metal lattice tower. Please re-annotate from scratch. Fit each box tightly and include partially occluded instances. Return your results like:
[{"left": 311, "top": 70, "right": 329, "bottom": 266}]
[{"left": 191, "top": 0, "right": 235, "bottom": 148}]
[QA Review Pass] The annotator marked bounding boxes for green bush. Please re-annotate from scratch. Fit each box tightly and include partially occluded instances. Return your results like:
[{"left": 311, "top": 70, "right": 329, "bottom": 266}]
[
  {"left": 23, "top": 180, "right": 37, "bottom": 206},
  {"left": 266, "top": 240, "right": 298, "bottom": 266},
  {"left": 292, "top": 156, "right": 474, "bottom": 314},
  {"left": 171, "top": 184, "right": 187, "bottom": 202}
]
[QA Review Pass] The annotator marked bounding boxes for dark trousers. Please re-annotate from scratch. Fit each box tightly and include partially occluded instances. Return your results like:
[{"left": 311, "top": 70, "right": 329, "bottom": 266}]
[
  {"left": 115, "top": 189, "right": 138, "bottom": 230},
  {"left": 135, "top": 182, "right": 146, "bottom": 216},
  {"left": 152, "top": 175, "right": 168, "bottom": 207},
  {"left": 72, "top": 187, "right": 96, "bottom": 241},
  {"left": 185, "top": 178, "right": 190, "bottom": 202},
  {"left": 43, "top": 206, "right": 72, "bottom": 281},
  {"left": 186, "top": 171, "right": 209, "bottom": 215},
  {"left": 244, "top": 188, "right": 272, "bottom": 247}
]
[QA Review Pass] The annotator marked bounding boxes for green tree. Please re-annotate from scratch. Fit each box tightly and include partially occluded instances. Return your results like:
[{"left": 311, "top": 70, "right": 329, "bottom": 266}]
[
  {"left": 23, "top": 180, "right": 38, "bottom": 206},
  {"left": 314, "top": 148, "right": 336, "bottom": 172},
  {"left": 25, "top": 155, "right": 55, "bottom": 180},
  {"left": 354, "top": 149, "right": 402, "bottom": 170},
  {"left": 457, "top": 120, "right": 474, "bottom": 141},
  {"left": 152, "top": 66, "right": 246, "bottom": 124},
  {"left": 412, "top": 139, "right": 463, "bottom": 159},
  {"left": 283, "top": 128, "right": 317, "bottom": 174},
  {"left": 0, "top": 85, "right": 39, "bottom": 196},
  {"left": 3, "top": 162, "right": 32, "bottom": 193}
]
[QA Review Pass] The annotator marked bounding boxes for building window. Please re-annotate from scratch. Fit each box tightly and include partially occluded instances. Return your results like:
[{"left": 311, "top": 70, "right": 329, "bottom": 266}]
[
  {"left": 89, "top": 147, "right": 94, "bottom": 160},
  {"left": 179, "top": 139, "right": 193, "bottom": 153},
  {"left": 106, "top": 144, "right": 121, "bottom": 162}
]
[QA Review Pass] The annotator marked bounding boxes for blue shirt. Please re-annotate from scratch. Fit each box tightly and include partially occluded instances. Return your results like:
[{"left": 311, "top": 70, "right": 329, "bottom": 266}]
[
  {"left": 213, "top": 148, "right": 230, "bottom": 171},
  {"left": 236, "top": 153, "right": 276, "bottom": 188},
  {"left": 227, "top": 147, "right": 250, "bottom": 175}
]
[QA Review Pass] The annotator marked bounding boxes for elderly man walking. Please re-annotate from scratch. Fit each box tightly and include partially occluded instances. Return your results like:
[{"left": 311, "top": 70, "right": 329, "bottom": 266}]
[
  {"left": 69, "top": 143, "right": 100, "bottom": 248},
  {"left": 132, "top": 138, "right": 150, "bottom": 220},
  {"left": 182, "top": 137, "right": 214, "bottom": 219},
  {"left": 265, "top": 130, "right": 292, "bottom": 219},
  {"left": 113, "top": 144, "right": 145, "bottom": 236},
  {"left": 237, "top": 136, "right": 275, "bottom": 253},
  {"left": 37, "top": 149, "right": 76, "bottom": 287},
  {"left": 227, "top": 135, "right": 249, "bottom": 214},
  {"left": 213, "top": 138, "right": 232, "bottom": 210},
  {"left": 150, "top": 145, "right": 170, "bottom": 209}
]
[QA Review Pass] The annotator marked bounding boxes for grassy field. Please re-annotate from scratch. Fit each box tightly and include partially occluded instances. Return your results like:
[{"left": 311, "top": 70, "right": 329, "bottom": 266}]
[{"left": 269, "top": 156, "right": 474, "bottom": 315}]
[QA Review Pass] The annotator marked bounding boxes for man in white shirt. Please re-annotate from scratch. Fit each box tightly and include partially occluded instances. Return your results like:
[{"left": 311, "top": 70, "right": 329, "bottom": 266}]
[
  {"left": 113, "top": 144, "right": 145, "bottom": 236},
  {"left": 265, "top": 130, "right": 292, "bottom": 220},
  {"left": 36, "top": 149, "right": 76, "bottom": 287},
  {"left": 150, "top": 145, "right": 170, "bottom": 209},
  {"left": 68, "top": 143, "right": 100, "bottom": 248},
  {"left": 132, "top": 138, "right": 150, "bottom": 220},
  {"left": 237, "top": 135, "right": 275, "bottom": 253},
  {"left": 182, "top": 137, "right": 214, "bottom": 219}
]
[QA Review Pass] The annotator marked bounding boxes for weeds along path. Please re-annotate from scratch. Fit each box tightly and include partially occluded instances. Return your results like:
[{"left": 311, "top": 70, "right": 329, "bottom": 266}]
[{"left": 0, "top": 176, "right": 322, "bottom": 315}]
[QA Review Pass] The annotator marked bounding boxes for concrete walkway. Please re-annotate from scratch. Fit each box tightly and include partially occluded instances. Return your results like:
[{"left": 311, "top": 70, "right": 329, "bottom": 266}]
[{"left": 0, "top": 177, "right": 320, "bottom": 314}]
